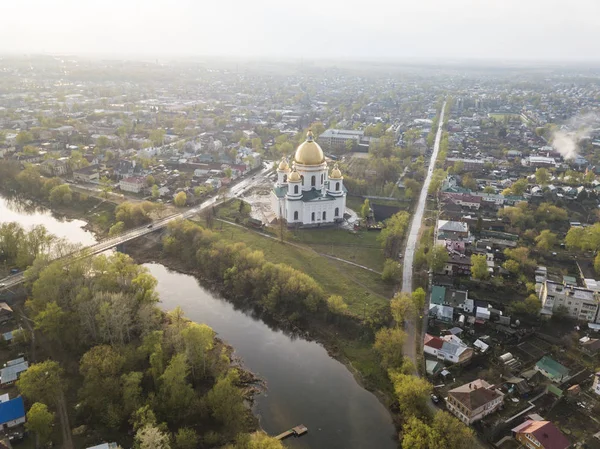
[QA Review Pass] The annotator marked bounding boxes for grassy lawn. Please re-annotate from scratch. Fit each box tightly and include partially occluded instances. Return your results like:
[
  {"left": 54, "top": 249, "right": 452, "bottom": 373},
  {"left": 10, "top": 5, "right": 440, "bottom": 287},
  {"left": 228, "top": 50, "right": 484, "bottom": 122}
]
[
  {"left": 338, "top": 337, "right": 393, "bottom": 396},
  {"left": 208, "top": 221, "right": 392, "bottom": 318},
  {"left": 289, "top": 227, "right": 385, "bottom": 272}
]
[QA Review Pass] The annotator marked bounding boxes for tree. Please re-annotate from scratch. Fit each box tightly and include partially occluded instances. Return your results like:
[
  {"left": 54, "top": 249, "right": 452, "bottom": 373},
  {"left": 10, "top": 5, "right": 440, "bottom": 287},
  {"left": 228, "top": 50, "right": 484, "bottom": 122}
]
[
  {"left": 17, "top": 361, "right": 73, "bottom": 449},
  {"left": 510, "top": 178, "right": 528, "bottom": 196},
  {"left": 535, "top": 230, "right": 558, "bottom": 251},
  {"left": 565, "top": 226, "right": 586, "bottom": 250},
  {"left": 412, "top": 288, "right": 426, "bottom": 311},
  {"left": 49, "top": 184, "right": 72, "bottom": 205},
  {"left": 326, "top": 295, "right": 348, "bottom": 314},
  {"left": 361, "top": 199, "right": 371, "bottom": 219},
  {"left": 206, "top": 370, "right": 246, "bottom": 435},
  {"left": 100, "top": 176, "right": 113, "bottom": 199},
  {"left": 181, "top": 323, "right": 214, "bottom": 380},
  {"left": 503, "top": 259, "right": 520, "bottom": 275},
  {"left": 470, "top": 254, "right": 489, "bottom": 280},
  {"left": 135, "top": 425, "right": 171, "bottom": 449},
  {"left": 595, "top": 252, "right": 600, "bottom": 275},
  {"left": 149, "top": 129, "right": 166, "bottom": 147},
  {"left": 16, "top": 131, "right": 34, "bottom": 146},
  {"left": 535, "top": 168, "right": 551, "bottom": 186},
  {"left": 508, "top": 294, "right": 541, "bottom": 318},
  {"left": 389, "top": 370, "right": 432, "bottom": 416},
  {"left": 402, "top": 412, "right": 476, "bottom": 449},
  {"left": 109, "top": 221, "right": 126, "bottom": 237},
  {"left": 428, "top": 245, "right": 449, "bottom": 273},
  {"left": 146, "top": 175, "right": 156, "bottom": 187},
  {"left": 382, "top": 259, "right": 401, "bottom": 283},
  {"left": 33, "top": 301, "right": 66, "bottom": 345},
  {"left": 229, "top": 432, "right": 285, "bottom": 449},
  {"left": 378, "top": 212, "right": 410, "bottom": 258},
  {"left": 374, "top": 328, "right": 406, "bottom": 370},
  {"left": 483, "top": 186, "right": 495, "bottom": 194},
  {"left": 462, "top": 174, "right": 477, "bottom": 191},
  {"left": 26, "top": 402, "right": 55, "bottom": 448},
  {"left": 390, "top": 292, "right": 416, "bottom": 324},
  {"left": 174, "top": 428, "right": 198, "bottom": 449},
  {"left": 96, "top": 135, "right": 110, "bottom": 149},
  {"left": 158, "top": 354, "right": 194, "bottom": 421},
  {"left": 174, "top": 191, "right": 187, "bottom": 207},
  {"left": 151, "top": 184, "right": 160, "bottom": 199}
]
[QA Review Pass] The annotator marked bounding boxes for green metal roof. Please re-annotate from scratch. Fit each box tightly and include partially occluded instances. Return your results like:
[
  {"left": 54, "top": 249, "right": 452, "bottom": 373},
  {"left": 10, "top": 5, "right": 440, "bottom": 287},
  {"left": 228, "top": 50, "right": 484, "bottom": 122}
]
[
  {"left": 536, "top": 356, "right": 569, "bottom": 379},
  {"left": 547, "top": 384, "right": 563, "bottom": 397},
  {"left": 431, "top": 286, "right": 446, "bottom": 305}
]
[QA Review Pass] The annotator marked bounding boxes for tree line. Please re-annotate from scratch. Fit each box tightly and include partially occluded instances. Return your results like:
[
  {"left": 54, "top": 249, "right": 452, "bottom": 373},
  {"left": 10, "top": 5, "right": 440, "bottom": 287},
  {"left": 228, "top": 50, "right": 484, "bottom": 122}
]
[{"left": 16, "top": 236, "right": 281, "bottom": 448}]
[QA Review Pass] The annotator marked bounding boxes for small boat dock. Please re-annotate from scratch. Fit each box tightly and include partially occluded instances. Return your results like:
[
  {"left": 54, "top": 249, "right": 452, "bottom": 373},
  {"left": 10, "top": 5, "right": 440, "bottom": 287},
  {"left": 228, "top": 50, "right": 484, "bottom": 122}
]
[{"left": 275, "top": 424, "right": 308, "bottom": 440}]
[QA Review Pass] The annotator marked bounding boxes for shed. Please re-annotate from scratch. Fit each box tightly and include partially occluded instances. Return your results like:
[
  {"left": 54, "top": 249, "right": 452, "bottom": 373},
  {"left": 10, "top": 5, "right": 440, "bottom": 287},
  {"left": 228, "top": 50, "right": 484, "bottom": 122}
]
[
  {"left": 430, "top": 286, "right": 446, "bottom": 305},
  {"left": 0, "top": 359, "right": 28, "bottom": 386},
  {"left": 535, "top": 356, "right": 569, "bottom": 383},
  {"left": 425, "top": 360, "right": 444, "bottom": 376}
]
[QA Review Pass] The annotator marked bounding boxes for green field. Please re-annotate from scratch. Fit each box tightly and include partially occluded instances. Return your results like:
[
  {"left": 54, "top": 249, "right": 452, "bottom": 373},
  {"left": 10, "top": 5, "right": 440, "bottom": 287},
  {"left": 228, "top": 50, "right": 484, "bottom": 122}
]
[{"left": 207, "top": 221, "right": 393, "bottom": 318}]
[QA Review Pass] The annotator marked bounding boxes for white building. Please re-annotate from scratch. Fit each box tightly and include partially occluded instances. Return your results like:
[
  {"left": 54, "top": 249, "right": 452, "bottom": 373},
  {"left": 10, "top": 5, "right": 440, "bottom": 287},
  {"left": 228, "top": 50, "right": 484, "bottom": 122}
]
[
  {"left": 593, "top": 372, "right": 600, "bottom": 396},
  {"left": 271, "top": 131, "right": 346, "bottom": 226},
  {"left": 539, "top": 280, "right": 599, "bottom": 322},
  {"left": 119, "top": 176, "right": 145, "bottom": 193}
]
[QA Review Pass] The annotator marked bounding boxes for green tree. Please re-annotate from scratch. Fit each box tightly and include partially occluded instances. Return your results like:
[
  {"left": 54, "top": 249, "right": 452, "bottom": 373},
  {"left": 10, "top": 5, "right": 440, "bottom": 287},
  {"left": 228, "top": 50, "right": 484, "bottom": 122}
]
[
  {"left": 326, "top": 295, "right": 348, "bottom": 314},
  {"left": 33, "top": 301, "right": 66, "bottom": 345},
  {"left": 150, "top": 129, "right": 166, "bottom": 147},
  {"left": 510, "top": 178, "right": 528, "bottom": 196},
  {"left": 378, "top": 211, "right": 410, "bottom": 258},
  {"left": 412, "top": 288, "right": 426, "bottom": 311},
  {"left": 174, "top": 191, "right": 187, "bottom": 207},
  {"left": 565, "top": 226, "right": 586, "bottom": 250},
  {"left": 181, "top": 323, "right": 214, "bottom": 381},
  {"left": 121, "top": 371, "right": 144, "bottom": 419},
  {"left": 146, "top": 175, "right": 156, "bottom": 187},
  {"left": 535, "top": 230, "right": 558, "bottom": 251},
  {"left": 374, "top": 328, "right": 406, "bottom": 370},
  {"left": 174, "top": 428, "right": 198, "bottom": 449},
  {"left": 17, "top": 361, "right": 73, "bottom": 449},
  {"left": 508, "top": 293, "right": 541, "bottom": 318},
  {"left": 483, "top": 186, "right": 495, "bottom": 194},
  {"left": 159, "top": 354, "right": 194, "bottom": 421},
  {"left": 503, "top": 259, "right": 520, "bottom": 275},
  {"left": 26, "top": 402, "right": 55, "bottom": 448},
  {"left": 151, "top": 184, "right": 160, "bottom": 199},
  {"left": 16, "top": 131, "right": 34, "bottom": 146},
  {"left": 535, "top": 167, "right": 551, "bottom": 186},
  {"left": 96, "top": 135, "right": 110, "bottom": 149},
  {"left": 109, "top": 221, "right": 126, "bottom": 237},
  {"left": 389, "top": 370, "right": 432, "bottom": 417},
  {"left": 135, "top": 425, "right": 171, "bottom": 449},
  {"left": 470, "top": 254, "right": 489, "bottom": 280},
  {"left": 428, "top": 245, "right": 449, "bottom": 273},
  {"left": 390, "top": 292, "right": 416, "bottom": 324},
  {"left": 206, "top": 369, "right": 246, "bottom": 435},
  {"left": 100, "top": 176, "right": 113, "bottom": 199},
  {"left": 462, "top": 174, "right": 477, "bottom": 191},
  {"left": 361, "top": 199, "right": 371, "bottom": 219},
  {"left": 48, "top": 184, "right": 72, "bottom": 205},
  {"left": 595, "top": 252, "right": 600, "bottom": 275},
  {"left": 382, "top": 259, "right": 401, "bottom": 283}
]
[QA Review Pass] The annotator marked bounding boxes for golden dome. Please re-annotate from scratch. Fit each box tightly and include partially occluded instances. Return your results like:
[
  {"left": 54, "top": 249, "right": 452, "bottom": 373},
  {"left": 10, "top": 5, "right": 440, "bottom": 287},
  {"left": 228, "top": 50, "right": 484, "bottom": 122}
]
[
  {"left": 288, "top": 170, "right": 301, "bottom": 182},
  {"left": 278, "top": 157, "right": 290, "bottom": 171},
  {"left": 294, "top": 130, "right": 324, "bottom": 165},
  {"left": 330, "top": 163, "right": 343, "bottom": 179}
]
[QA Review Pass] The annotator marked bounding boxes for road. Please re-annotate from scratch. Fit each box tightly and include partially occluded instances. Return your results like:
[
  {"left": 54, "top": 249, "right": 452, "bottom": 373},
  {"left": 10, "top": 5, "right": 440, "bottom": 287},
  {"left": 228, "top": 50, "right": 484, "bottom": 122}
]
[
  {"left": 401, "top": 102, "right": 446, "bottom": 363},
  {"left": 0, "top": 164, "right": 273, "bottom": 291}
]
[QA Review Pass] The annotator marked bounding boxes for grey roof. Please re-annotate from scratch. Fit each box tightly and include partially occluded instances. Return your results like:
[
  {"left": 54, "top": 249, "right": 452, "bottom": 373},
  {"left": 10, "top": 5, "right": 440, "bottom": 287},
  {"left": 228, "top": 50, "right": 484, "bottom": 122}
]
[
  {"left": 0, "top": 361, "right": 28, "bottom": 384},
  {"left": 438, "top": 220, "right": 469, "bottom": 233}
]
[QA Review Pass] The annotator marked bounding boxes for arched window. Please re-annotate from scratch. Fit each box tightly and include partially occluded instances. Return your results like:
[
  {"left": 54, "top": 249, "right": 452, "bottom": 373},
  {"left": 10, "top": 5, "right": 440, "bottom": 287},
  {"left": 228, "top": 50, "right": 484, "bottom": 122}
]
[
  {"left": 322, "top": 211, "right": 326, "bottom": 220},
  {"left": 311, "top": 175, "right": 316, "bottom": 187},
  {"left": 294, "top": 211, "right": 298, "bottom": 220},
  {"left": 311, "top": 212, "right": 315, "bottom": 222},
  {"left": 335, "top": 207, "right": 339, "bottom": 217},
  {"left": 283, "top": 174, "right": 287, "bottom": 183},
  {"left": 294, "top": 185, "right": 298, "bottom": 194},
  {"left": 335, "top": 182, "right": 340, "bottom": 191}
]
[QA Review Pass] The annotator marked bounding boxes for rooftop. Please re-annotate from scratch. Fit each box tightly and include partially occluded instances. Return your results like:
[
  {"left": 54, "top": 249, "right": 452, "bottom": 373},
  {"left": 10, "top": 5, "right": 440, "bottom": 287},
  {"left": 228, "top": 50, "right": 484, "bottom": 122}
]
[
  {"left": 511, "top": 420, "right": 570, "bottom": 449},
  {"left": 448, "top": 379, "right": 503, "bottom": 411}
]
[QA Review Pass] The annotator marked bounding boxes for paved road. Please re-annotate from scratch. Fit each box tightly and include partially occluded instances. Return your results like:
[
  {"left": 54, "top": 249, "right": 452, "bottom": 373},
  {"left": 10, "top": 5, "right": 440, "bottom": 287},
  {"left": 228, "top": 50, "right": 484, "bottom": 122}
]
[
  {"left": 0, "top": 164, "right": 272, "bottom": 291},
  {"left": 401, "top": 102, "right": 446, "bottom": 363}
]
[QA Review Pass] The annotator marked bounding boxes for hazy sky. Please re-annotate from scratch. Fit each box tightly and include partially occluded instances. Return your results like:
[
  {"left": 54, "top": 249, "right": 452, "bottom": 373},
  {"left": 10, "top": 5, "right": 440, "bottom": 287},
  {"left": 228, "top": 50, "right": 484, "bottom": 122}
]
[{"left": 2, "top": 0, "right": 600, "bottom": 62}]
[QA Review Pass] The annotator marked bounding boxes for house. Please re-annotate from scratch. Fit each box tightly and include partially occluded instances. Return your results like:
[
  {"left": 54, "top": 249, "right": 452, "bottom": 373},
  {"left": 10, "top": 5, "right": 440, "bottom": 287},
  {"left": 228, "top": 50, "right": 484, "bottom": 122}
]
[
  {"left": 0, "top": 359, "right": 29, "bottom": 386},
  {"left": 86, "top": 443, "right": 118, "bottom": 449},
  {"left": 579, "top": 336, "right": 600, "bottom": 355},
  {"left": 535, "top": 356, "right": 569, "bottom": 383},
  {"left": 446, "top": 379, "right": 504, "bottom": 425},
  {"left": 0, "top": 304, "right": 13, "bottom": 323},
  {"left": 73, "top": 164, "right": 100, "bottom": 183},
  {"left": 0, "top": 397, "right": 25, "bottom": 430},
  {"left": 592, "top": 372, "right": 600, "bottom": 396},
  {"left": 442, "top": 253, "right": 472, "bottom": 276},
  {"left": 423, "top": 334, "right": 473, "bottom": 364},
  {"left": 119, "top": 176, "right": 146, "bottom": 193},
  {"left": 511, "top": 420, "right": 570, "bottom": 449},
  {"left": 40, "top": 158, "right": 68, "bottom": 176},
  {"left": 437, "top": 220, "right": 470, "bottom": 240}
]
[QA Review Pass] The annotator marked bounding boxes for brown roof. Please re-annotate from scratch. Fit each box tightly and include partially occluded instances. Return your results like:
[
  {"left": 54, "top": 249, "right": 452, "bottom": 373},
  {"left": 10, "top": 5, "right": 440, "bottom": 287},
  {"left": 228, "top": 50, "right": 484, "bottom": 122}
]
[
  {"left": 448, "top": 379, "right": 504, "bottom": 411},
  {"left": 514, "top": 420, "right": 570, "bottom": 449},
  {"left": 424, "top": 334, "right": 444, "bottom": 349}
]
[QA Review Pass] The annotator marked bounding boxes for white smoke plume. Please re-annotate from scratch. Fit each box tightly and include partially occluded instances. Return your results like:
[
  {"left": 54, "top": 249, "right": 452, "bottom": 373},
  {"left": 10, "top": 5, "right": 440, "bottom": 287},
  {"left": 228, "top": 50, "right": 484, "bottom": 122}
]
[{"left": 551, "top": 113, "right": 600, "bottom": 160}]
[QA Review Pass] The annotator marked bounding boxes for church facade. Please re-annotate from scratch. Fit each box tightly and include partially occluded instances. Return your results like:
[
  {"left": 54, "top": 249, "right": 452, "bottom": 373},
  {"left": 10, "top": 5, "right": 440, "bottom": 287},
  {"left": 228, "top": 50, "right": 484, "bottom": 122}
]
[{"left": 271, "top": 131, "right": 347, "bottom": 226}]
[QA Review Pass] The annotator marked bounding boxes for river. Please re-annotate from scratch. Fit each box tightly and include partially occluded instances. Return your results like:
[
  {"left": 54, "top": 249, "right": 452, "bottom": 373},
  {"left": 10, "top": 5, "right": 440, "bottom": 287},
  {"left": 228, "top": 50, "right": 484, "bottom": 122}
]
[{"left": 0, "top": 194, "right": 397, "bottom": 449}]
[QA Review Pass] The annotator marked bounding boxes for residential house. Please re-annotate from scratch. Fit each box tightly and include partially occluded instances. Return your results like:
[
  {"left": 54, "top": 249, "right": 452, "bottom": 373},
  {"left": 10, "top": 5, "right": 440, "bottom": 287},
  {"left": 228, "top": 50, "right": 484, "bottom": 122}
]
[
  {"left": 0, "top": 397, "right": 25, "bottom": 430},
  {"left": 446, "top": 379, "right": 504, "bottom": 425},
  {"left": 423, "top": 334, "right": 473, "bottom": 364},
  {"left": 579, "top": 336, "right": 600, "bottom": 355},
  {"left": 539, "top": 280, "right": 599, "bottom": 322},
  {"left": 534, "top": 356, "right": 569, "bottom": 383},
  {"left": 593, "top": 372, "right": 600, "bottom": 396},
  {"left": 40, "top": 158, "right": 68, "bottom": 176},
  {"left": 0, "top": 359, "right": 29, "bottom": 386},
  {"left": 437, "top": 220, "right": 470, "bottom": 240},
  {"left": 0, "top": 304, "right": 13, "bottom": 323},
  {"left": 73, "top": 164, "right": 100, "bottom": 183},
  {"left": 442, "top": 253, "right": 472, "bottom": 276},
  {"left": 119, "top": 177, "right": 146, "bottom": 194},
  {"left": 511, "top": 420, "right": 570, "bottom": 449},
  {"left": 441, "top": 192, "right": 481, "bottom": 210}
]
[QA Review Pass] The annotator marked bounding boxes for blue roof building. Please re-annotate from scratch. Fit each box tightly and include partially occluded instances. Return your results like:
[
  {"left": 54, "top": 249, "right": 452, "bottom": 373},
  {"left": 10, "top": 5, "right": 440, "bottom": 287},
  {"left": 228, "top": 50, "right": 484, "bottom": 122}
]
[{"left": 0, "top": 397, "right": 25, "bottom": 427}]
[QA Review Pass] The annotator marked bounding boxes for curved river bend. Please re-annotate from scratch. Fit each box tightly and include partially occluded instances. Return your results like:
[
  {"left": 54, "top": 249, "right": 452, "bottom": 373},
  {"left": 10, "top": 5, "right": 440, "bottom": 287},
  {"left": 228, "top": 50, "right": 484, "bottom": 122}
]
[{"left": 0, "top": 194, "right": 397, "bottom": 449}]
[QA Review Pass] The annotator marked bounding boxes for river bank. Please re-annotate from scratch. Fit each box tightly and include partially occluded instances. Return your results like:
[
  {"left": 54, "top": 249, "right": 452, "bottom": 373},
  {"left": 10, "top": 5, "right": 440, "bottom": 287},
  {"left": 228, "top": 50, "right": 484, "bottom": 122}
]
[{"left": 122, "top": 233, "right": 401, "bottom": 433}]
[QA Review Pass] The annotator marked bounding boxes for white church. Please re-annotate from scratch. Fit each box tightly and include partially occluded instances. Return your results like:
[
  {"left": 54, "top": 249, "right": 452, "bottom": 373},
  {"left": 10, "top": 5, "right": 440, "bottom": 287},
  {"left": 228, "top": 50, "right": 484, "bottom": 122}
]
[{"left": 271, "top": 130, "right": 347, "bottom": 226}]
